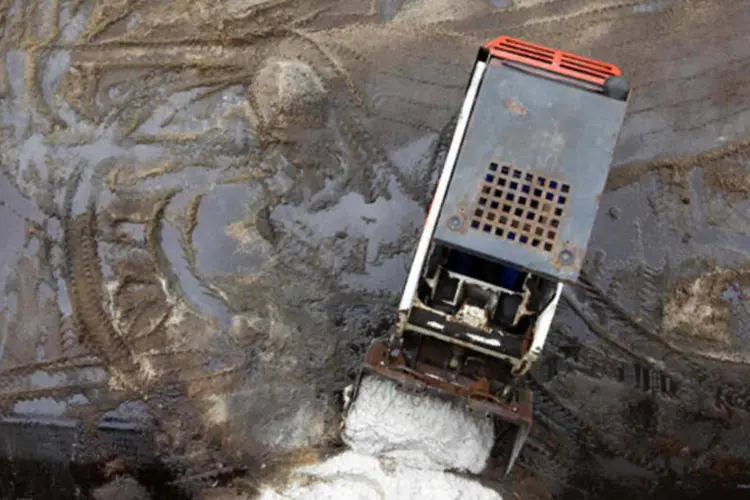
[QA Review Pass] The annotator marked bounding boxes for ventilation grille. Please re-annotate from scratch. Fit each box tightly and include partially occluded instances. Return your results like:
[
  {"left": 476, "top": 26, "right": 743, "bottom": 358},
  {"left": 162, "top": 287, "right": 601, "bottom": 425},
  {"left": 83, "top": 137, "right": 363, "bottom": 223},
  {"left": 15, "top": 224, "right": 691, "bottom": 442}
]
[
  {"left": 485, "top": 35, "right": 622, "bottom": 85},
  {"left": 469, "top": 163, "right": 570, "bottom": 253}
]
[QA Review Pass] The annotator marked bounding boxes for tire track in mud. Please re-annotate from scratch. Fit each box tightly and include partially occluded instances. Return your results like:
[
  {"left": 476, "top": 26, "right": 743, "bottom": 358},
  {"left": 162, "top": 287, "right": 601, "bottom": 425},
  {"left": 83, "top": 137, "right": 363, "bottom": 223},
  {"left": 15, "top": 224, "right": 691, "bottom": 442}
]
[
  {"left": 0, "top": 382, "right": 109, "bottom": 412},
  {"left": 514, "top": 427, "right": 571, "bottom": 486},
  {"left": 143, "top": 188, "right": 181, "bottom": 294},
  {"left": 0, "top": 355, "right": 103, "bottom": 401},
  {"left": 550, "top": 271, "right": 750, "bottom": 434},
  {"left": 566, "top": 274, "right": 711, "bottom": 384},
  {"left": 582, "top": 267, "right": 744, "bottom": 375},
  {"left": 532, "top": 344, "right": 750, "bottom": 483},
  {"left": 525, "top": 259, "right": 746, "bottom": 480},
  {"left": 531, "top": 346, "right": 644, "bottom": 471},
  {"left": 77, "top": 176, "right": 246, "bottom": 462},
  {"left": 528, "top": 376, "right": 672, "bottom": 477},
  {"left": 450, "top": 0, "right": 680, "bottom": 40},
  {"left": 80, "top": 0, "right": 148, "bottom": 43},
  {"left": 334, "top": 96, "right": 404, "bottom": 203},
  {"left": 61, "top": 164, "right": 146, "bottom": 397},
  {"left": 135, "top": 186, "right": 245, "bottom": 400},
  {"left": 606, "top": 134, "right": 750, "bottom": 193},
  {"left": 542, "top": 333, "right": 680, "bottom": 400},
  {"left": 511, "top": 0, "right": 671, "bottom": 30}
]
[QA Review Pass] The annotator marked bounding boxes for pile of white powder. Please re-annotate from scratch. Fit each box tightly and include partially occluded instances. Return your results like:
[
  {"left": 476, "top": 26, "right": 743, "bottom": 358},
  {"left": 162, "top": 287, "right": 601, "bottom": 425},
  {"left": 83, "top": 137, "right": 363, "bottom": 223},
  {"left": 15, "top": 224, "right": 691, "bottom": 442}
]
[{"left": 258, "top": 376, "right": 502, "bottom": 500}]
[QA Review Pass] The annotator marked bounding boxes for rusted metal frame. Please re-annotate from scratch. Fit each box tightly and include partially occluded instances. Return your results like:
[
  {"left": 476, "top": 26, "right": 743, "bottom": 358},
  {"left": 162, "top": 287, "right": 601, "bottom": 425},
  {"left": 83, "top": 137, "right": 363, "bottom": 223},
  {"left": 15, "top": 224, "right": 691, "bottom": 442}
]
[{"left": 361, "top": 340, "right": 532, "bottom": 425}]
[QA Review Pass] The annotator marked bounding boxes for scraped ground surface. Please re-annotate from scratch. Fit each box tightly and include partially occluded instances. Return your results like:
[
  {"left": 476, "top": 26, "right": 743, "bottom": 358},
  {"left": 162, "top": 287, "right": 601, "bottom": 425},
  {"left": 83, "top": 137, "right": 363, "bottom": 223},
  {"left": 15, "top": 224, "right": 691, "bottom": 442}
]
[
  {"left": 0, "top": 0, "right": 749, "bottom": 497},
  {"left": 257, "top": 376, "right": 500, "bottom": 500}
]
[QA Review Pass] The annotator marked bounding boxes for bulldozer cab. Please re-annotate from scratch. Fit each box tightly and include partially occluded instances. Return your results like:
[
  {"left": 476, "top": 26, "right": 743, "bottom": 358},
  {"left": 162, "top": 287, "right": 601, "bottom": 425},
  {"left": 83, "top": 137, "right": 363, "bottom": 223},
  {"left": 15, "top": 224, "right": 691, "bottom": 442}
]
[{"left": 347, "top": 36, "right": 630, "bottom": 475}]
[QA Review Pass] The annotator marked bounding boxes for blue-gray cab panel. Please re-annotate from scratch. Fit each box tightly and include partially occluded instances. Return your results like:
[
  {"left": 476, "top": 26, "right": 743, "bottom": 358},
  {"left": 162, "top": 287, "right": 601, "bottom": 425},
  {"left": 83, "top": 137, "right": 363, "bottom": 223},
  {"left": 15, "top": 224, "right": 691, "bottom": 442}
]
[{"left": 434, "top": 60, "right": 628, "bottom": 282}]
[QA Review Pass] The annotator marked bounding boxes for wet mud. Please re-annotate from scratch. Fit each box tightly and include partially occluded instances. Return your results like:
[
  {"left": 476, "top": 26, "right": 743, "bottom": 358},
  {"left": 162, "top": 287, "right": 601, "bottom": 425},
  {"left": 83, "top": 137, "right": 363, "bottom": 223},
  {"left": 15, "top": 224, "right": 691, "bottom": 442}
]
[{"left": 1, "top": 0, "right": 750, "bottom": 498}]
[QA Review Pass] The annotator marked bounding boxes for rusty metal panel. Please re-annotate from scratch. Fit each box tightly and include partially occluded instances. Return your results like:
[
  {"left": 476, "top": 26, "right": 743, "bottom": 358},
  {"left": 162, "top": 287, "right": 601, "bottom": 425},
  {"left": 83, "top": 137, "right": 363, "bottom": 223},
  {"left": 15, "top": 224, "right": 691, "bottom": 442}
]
[{"left": 434, "top": 60, "right": 627, "bottom": 282}]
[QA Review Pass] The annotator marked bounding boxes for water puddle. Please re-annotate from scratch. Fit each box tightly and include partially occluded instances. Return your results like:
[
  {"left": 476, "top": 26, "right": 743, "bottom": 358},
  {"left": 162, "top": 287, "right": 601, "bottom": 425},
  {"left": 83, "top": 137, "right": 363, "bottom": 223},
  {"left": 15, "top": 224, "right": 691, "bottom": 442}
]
[
  {"left": 13, "top": 397, "right": 67, "bottom": 417},
  {"left": 67, "top": 394, "right": 89, "bottom": 407},
  {"left": 118, "top": 222, "right": 145, "bottom": 241},
  {"left": 342, "top": 253, "right": 410, "bottom": 292},
  {"left": 160, "top": 220, "right": 232, "bottom": 326},
  {"left": 273, "top": 176, "right": 423, "bottom": 293},
  {"left": 41, "top": 50, "right": 70, "bottom": 114},
  {"left": 632, "top": 0, "right": 679, "bottom": 13},
  {"left": 103, "top": 400, "right": 155, "bottom": 426},
  {"left": 30, "top": 370, "right": 68, "bottom": 389},
  {"left": 722, "top": 283, "right": 750, "bottom": 342},
  {"left": 377, "top": 0, "right": 406, "bottom": 22},
  {"left": 140, "top": 165, "right": 218, "bottom": 194},
  {"left": 136, "top": 84, "right": 251, "bottom": 141},
  {"left": 192, "top": 184, "right": 264, "bottom": 276},
  {"left": 64, "top": 131, "right": 164, "bottom": 216},
  {"left": 596, "top": 455, "right": 654, "bottom": 479},
  {"left": 488, "top": 0, "right": 511, "bottom": 8},
  {"left": 388, "top": 133, "right": 438, "bottom": 194},
  {"left": 0, "top": 175, "right": 43, "bottom": 301},
  {"left": 137, "top": 88, "right": 208, "bottom": 135},
  {"left": 58, "top": 1, "right": 90, "bottom": 42}
]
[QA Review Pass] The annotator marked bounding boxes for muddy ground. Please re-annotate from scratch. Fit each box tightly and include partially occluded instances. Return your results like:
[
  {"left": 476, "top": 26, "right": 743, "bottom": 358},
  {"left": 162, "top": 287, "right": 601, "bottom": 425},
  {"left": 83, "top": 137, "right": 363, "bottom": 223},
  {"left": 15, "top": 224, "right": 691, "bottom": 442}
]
[{"left": 1, "top": 0, "right": 750, "bottom": 498}]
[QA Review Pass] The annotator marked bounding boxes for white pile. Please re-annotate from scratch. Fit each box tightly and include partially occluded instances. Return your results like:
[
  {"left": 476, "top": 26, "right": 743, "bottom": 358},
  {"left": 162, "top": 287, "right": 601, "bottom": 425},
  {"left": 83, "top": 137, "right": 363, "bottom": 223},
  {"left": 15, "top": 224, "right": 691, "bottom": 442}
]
[{"left": 258, "top": 376, "right": 502, "bottom": 500}]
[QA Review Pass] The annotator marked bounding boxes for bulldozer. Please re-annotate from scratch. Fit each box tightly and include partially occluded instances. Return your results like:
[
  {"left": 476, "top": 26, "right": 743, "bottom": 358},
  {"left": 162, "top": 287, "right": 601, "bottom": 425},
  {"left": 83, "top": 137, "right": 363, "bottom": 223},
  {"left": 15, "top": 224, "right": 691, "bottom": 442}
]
[{"left": 344, "top": 35, "right": 630, "bottom": 475}]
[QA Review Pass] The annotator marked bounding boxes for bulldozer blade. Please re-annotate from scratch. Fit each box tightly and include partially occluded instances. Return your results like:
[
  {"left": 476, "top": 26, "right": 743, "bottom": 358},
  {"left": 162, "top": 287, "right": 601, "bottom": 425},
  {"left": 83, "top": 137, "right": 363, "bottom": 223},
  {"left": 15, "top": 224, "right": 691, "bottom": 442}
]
[
  {"left": 353, "top": 337, "right": 533, "bottom": 474},
  {"left": 506, "top": 420, "right": 530, "bottom": 476},
  {"left": 344, "top": 337, "right": 387, "bottom": 413},
  {"left": 504, "top": 389, "right": 532, "bottom": 476}
]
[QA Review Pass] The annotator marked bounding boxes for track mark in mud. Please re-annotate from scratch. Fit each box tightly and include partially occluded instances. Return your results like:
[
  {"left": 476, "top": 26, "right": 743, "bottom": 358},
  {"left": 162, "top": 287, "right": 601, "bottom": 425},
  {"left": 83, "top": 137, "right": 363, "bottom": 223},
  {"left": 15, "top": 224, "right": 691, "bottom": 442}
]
[
  {"left": 635, "top": 264, "right": 664, "bottom": 327},
  {"left": 40, "top": 0, "right": 62, "bottom": 45},
  {"left": 528, "top": 377, "right": 668, "bottom": 477},
  {"left": 179, "top": 193, "right": 202, "bottom": 271},
  {"left": 0, "top": 355, "right": 101, "bottom": 377},
  {"left": 0, "top": 355, "right": 103, "bottom": 399},
  {"left": 181, "top": 366, "right": 241, "bottom": 399},
  {"left": 64, "top": 208, "right": 143, "bottom": 391},
  {"left": 334, "top": 99, "right": 404, "bottom": 203},
  {"left": 289, "top": 29, "right": 367, "bottom": 108},
  {"left": 80, "top": 0, "right": 146, "bottom": 42},
  {"left": 541, "top": 335, "right": 680, "bottom": 399},
  {"left": 570, "top": 275, "right": 705, "bottom": 377},
  {"left": 562, "top": 272, "right": 750, "bottom": 421},
  {"left": 0, "top": 381, "right": 109, "bottom": 411},
  {"left": 1, "top": 1, "right": 746, "bottom": 497},
  {"left": 582, "top": 262, "right": 750, "bottom": 362},
  {"left": 615, "top": 362, "right": 679, "bottom": 396},
  {"left": 530, "top": 372, "right": 680, "bottom": 478},
  {"left": 61, "top": 164, "right": 146, "bottom": 398},
  {"left": 512, "top": 0, "right": 663, "bottom": 28},
  {"left": 144, "top": 188, "right": 181, "bottom": 286},
  {"left": 461, "top": 0, "right": 679, "bottom": 40},
  {"left": 529, "top": 378, "right": 600, "bottom": 447},
  {"left": 606, "top": 135, "right": 750, "bottom": 193},
  {"left": 717, "top": 385, "right": 750, "bottom": 415},
  {"left": 22, "top": 49, "right": 67, "bottom": 130},
  {"left": 170, "top": 191, "right": 237, "bottom": 321}
]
